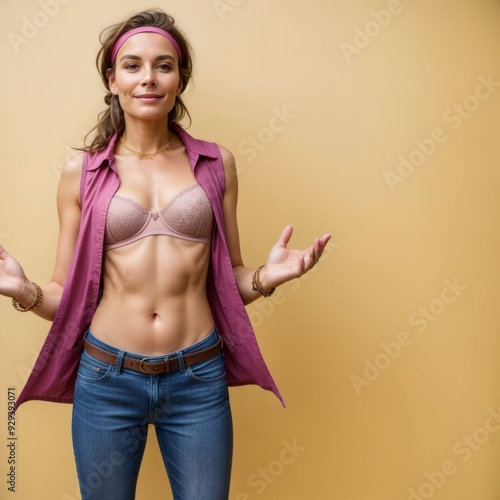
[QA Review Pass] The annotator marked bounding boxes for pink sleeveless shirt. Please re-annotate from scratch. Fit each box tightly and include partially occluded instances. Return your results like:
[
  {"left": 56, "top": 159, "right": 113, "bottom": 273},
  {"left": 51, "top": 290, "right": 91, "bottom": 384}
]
[{"left": 16, "top": 125, "right": 284, "bottom": 409}]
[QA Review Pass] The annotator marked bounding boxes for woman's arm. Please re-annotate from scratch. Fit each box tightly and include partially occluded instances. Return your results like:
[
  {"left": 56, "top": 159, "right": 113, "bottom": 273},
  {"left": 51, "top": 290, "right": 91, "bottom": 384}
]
[
  {"left": 1, "top": 153, "right": 83, "bottom": 321},
  {"left": 220, "top": 146, "right": 331, "bottom": 306}
]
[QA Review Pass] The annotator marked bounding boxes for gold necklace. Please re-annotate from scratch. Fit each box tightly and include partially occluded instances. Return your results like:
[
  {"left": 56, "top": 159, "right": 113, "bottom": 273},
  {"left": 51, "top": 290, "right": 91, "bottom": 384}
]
[{"left": 119, "top": 138, "right": 171, "bottom": 160}]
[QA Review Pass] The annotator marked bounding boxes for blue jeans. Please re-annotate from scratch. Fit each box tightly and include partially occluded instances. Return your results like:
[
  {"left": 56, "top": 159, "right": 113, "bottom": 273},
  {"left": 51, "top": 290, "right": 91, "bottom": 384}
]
[{"left": 72, "top": 328, "right": 232, "bottom": 500}]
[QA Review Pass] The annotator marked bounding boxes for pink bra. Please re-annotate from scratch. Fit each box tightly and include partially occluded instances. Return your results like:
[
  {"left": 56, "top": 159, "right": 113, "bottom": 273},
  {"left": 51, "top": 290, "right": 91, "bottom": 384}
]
[{"left": 104, "top": 184, "right": 213, "bottom": 251}]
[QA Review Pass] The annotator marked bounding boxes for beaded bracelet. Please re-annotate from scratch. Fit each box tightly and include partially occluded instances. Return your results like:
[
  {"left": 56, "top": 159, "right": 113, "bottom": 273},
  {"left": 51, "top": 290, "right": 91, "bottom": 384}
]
[
  {"left": 12, "top": 282, "right": 43, "bottom": 312},
  {"left": 251, "top": 265, "right": 276, "bottom": 298}
]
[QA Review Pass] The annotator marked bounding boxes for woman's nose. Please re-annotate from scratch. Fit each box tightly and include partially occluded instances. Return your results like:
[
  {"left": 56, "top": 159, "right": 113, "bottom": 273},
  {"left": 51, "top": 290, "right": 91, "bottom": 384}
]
[{"left": 141, "top": 69, "right": 157, "bottom": 87}]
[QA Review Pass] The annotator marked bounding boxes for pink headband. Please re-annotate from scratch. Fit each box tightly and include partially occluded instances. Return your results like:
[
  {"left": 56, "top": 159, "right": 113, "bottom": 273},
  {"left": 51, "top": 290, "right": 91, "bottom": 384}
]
[{"left": 111, "top": 26, "right": 183, "bottom": 65}]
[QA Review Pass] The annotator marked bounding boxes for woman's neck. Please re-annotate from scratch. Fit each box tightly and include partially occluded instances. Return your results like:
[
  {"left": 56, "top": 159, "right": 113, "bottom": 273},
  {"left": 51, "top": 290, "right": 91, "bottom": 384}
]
[{"left": 120, "top": 118, "right": 173, "bottom": 152}]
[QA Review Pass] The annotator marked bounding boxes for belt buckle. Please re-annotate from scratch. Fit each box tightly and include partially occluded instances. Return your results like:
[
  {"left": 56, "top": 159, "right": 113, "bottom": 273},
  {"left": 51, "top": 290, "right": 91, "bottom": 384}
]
[
  {"left": 139, "top": 357, "right": 171, "bottom": 374},
  {"left": 139, "top": 358, "right": 152, "bottom": 374}
]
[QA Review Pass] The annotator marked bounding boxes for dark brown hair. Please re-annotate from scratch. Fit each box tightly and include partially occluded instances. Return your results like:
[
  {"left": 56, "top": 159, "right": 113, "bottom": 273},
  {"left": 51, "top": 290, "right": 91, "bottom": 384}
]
[{"left": 83, "top": 9, "right": 193, "bottom": 152}]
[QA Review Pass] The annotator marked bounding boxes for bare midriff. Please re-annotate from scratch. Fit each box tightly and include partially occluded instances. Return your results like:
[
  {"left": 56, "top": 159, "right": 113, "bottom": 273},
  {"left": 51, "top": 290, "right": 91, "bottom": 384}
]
[{"left": 89, "top": 235, "right": 214, "bottom": 356}]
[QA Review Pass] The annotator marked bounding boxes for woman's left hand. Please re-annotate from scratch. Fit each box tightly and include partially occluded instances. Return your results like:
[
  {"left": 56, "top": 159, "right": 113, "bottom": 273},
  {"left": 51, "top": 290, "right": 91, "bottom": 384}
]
[{"left": 260, "top": 225, "right": 331, "bottom": 291}]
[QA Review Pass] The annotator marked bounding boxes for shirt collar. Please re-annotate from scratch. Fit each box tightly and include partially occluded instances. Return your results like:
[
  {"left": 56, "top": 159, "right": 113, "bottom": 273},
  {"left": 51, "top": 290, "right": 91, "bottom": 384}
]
[{"left": 86, "top": 123, "right": 218, "bottom": 171}]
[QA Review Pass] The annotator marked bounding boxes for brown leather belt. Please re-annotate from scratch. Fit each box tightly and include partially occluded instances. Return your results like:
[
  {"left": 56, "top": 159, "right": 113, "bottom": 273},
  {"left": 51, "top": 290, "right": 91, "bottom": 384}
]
[{"left": 83, "top": 336, "right": 223, "bottom": 375}]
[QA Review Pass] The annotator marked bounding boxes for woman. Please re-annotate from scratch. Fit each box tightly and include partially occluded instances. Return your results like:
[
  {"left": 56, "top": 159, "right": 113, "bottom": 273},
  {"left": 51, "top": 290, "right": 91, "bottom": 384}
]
[{"left": 0, "top": 9, "right": 330, "bottom": 500}]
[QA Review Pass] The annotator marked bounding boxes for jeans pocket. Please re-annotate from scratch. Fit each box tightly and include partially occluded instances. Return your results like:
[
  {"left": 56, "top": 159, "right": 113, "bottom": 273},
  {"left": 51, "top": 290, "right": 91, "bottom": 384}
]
[
  {"left": 77, "top": 351, "right": 113, "bottom": 382},
  {"left": 186, "top": 353, "right": 226, "bottom": 383}
]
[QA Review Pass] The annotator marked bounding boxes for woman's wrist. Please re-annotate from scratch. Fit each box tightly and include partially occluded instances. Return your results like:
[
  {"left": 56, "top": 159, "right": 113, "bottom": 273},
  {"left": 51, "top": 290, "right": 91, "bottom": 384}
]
[
  {"left": 251, "top": 265, "right": 276, "bottom": 298},
  {"left": 12, "top": 281, "right": 43, "bottom": 312},
  {"left": 12, "top": 279, "right": 34, "bottom": 303}
]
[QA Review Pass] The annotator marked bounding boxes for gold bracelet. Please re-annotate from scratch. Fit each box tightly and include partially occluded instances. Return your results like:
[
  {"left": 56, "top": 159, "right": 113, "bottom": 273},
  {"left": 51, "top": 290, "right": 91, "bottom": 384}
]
[
  {"left": 12, "top": 282, "right": 43, "bottom": 312},
  {"left": 252, "top": 265, "right": 276, "bottom": 298}
]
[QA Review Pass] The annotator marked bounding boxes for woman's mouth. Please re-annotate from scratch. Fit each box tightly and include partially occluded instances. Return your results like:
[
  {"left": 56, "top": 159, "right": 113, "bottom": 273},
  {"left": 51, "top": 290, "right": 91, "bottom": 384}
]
[{"left": 134, "top": 94, "right": 163, "bottom": 102}]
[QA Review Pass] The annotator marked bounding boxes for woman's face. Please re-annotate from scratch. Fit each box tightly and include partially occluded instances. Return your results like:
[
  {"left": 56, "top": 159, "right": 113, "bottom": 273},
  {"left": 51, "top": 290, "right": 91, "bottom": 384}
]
[{"left": 108, "top": 32, "right": 183, "bottom": 123}]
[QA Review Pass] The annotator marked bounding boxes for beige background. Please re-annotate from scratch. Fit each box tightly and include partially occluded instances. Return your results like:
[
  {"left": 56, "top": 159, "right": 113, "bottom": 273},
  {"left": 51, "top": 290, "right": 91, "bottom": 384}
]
[{"left": 1, "top": 0, "right": 499, "bottom": 499}]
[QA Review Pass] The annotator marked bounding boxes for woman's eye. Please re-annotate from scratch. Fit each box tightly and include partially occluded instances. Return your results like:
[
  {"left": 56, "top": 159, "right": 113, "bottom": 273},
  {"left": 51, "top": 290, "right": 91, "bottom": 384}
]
[
  {"left": 158, "top": 64, "right": 172, "bottom": 71},
  {"left": 125, "top": 63, "right": 139, "bottom": 70}
]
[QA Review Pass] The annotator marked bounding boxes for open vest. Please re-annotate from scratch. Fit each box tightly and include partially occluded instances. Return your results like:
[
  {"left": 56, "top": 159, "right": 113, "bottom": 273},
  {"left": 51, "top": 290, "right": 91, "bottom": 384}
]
[{"left": 16, "top": 125, "right": 284, "bottom": 409}]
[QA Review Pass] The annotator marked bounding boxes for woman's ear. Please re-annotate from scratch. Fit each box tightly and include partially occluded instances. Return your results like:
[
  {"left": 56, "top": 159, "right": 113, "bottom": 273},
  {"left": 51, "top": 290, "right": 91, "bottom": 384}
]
[
  {"left": 176, "top": 80, "right": 183, "bottom": 96},
  {"left": 107, "top": 69, "right": 118, "bottom": 95}
]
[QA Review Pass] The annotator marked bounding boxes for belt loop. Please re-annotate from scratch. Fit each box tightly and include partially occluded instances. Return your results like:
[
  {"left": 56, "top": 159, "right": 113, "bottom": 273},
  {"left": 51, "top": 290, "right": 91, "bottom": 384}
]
[
  {"left": 176, "top": 352, "right": 186, "bottom": 373},
  {"left": 115, "top": 350, "right": 125, "bottom": 374}
]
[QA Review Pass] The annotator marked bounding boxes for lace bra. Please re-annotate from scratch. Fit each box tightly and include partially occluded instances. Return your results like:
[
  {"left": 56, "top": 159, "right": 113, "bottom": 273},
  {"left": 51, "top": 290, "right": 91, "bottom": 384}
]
[{"left": 104, "top": 184, "right": 213, "bottom": 251}]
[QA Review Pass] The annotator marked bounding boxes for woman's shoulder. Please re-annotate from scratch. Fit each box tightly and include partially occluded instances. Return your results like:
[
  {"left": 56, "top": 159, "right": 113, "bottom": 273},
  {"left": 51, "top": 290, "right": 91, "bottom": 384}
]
[
  {"left": 216, "top": 144, "right": 237, "bottom": 177},
  {"left": 57, "top": 152, "right": 85, "bottom": 203},
  {"left": 57, "top": 151, "right": 84, "bottom": 207},
  {"left": 60, "top": 151, "right": 84, "bottom": 181}
]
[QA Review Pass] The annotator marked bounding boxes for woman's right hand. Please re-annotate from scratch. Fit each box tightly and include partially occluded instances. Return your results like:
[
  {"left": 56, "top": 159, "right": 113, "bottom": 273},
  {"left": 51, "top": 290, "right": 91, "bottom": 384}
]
[{"left": 0, "top": 244, "right": 30, "bottom": 301}]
